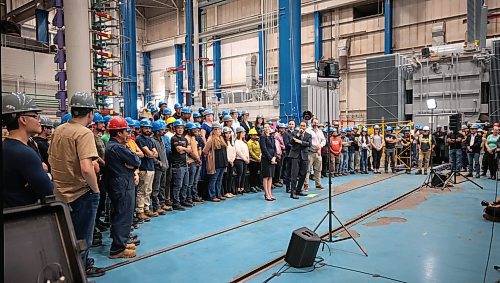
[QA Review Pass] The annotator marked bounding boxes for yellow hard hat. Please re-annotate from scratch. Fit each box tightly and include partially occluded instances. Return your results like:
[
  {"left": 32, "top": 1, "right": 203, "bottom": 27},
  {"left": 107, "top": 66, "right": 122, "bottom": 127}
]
[
  {"left": 248, "top": 128, "right": 258, "bottom": 135},
  {"left": 166, "top": 117, "right": 176, "bottom": 125}
]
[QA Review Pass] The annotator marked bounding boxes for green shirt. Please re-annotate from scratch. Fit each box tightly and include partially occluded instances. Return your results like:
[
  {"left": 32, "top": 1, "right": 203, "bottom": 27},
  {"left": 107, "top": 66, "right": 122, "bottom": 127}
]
[
  {"left": 487, "top": 134, "right": 499, "bottom": 150},
  {"left": 101, "top": 133, "right": 110, "bottom": 145}
]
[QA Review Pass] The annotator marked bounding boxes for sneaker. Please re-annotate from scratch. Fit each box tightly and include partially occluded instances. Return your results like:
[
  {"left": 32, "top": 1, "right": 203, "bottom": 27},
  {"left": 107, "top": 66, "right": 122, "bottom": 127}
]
[
  {"left": 144, "top": 210, "right": 158, "bottom": 218},
  {"left": 126, "top": 243, "right": 136, "bottom": 250},
  {"left": 180, "top": 202, "right": 193, "bottom": 207},
  {"left": 155, "top": 208, "right": 166, "bottom": 215},
  {"left": 173, "top": 204, "right": 186, "bottom": 211},
  {"left": 108, "top": 249, "right": 136, "bottom": 259},
  {"left": 137, "top": 212, "right": 151, "bottom": 222},
  {"left": 316, "top": 185, "right": 325, "bottom": 190},
  {"left": 86, "top": 267, "right": 106, "bottom": 277}
]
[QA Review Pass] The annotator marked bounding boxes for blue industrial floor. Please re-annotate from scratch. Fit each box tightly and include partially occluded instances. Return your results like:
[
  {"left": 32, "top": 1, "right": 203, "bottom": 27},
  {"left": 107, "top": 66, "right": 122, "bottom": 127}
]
[{"left": 90, "top": 173, "right": 500, "bottom": 283}]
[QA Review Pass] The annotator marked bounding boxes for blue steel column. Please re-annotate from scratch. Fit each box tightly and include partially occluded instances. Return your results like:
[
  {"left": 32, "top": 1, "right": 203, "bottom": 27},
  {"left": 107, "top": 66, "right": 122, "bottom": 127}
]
[
  {"left": 278, "top": 0, "right": 301, "bottom": 122},
  {"left": 314, "top": 11, "right": 323, "bottom": 63},
  {"left": 120, "top": 0, "right": 138, "bottom": 118},
  {"left": 175, "top": 44, "right": 184, "bottom": 104},
  {"left": 185, "top": 0, "right": 194, "bottom": 101},
  {"left": 213, "top": 40, "right": 221, "bottom": 100},
  {"left": 143, "top": 52, "right": 151, "bottom": 104},
  {"left": 35, "top": 9, "right": 49, "bottom": 44},
  {"left": 258, "top": 28, "right": 265, "bottom": 86},
  {"left": 384, "top": 0, "right": 393, "bottom": 54}
]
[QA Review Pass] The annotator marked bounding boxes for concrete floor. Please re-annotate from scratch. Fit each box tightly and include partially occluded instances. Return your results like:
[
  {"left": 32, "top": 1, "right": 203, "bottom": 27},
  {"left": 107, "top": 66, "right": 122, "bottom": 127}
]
[{"left": 90, "top": 173, "right": 500, "bottom": 283}]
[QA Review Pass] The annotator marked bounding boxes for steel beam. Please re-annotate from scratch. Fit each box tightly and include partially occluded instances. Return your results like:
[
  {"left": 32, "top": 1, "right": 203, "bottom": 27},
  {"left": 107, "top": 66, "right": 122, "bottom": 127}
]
[
  {"left": 143, "top": 52, "right": 152, "bottom": 104},
  {"left": 185, "top": 0, "right": 195, "bottom": 99},
  {"left": 278, "top": 0, "right": 301, "bottom": 122},
  {"left": 35, "top": 8, "right": 48, "bottom": 44},
  {"left": 384, "top": 0, "right": 392, "bottom": 54},
  {"left": 175, "top": 44, "right": 184, "bottom": 104},
  {"left": 258, "top": 28, "right": 264, "bottom": 86},
  {"left": 120, "top": 0, "right": 138, "bottom": 118},
  {"left": 314, "top": 11, "right": 322, "bottom": 63},
  {"left": 213, "top": 40, "right": 221, "bottom": 100}
]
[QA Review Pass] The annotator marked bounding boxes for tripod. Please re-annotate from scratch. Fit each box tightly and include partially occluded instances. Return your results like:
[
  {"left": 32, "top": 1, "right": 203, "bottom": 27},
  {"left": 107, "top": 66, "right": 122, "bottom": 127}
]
[{"left": 312, "top": 81, "right": 368, "bottom": 257}]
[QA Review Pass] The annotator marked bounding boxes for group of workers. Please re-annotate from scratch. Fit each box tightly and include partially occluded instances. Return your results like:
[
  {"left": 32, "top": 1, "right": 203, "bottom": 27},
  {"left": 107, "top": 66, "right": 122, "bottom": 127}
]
[{"left": 3, "top": 91, "right": 500, "bottom": 278}]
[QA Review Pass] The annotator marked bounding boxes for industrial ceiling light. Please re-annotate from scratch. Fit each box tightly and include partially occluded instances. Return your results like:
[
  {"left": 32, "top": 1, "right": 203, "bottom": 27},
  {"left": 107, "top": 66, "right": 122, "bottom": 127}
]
[{"left": 426, "top": 99, "right": 437, "bottom": 110}]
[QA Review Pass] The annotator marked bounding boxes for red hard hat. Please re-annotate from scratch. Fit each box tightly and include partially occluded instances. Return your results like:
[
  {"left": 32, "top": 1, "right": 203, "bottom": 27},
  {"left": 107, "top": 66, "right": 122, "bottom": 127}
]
[{"left": 107, "top": 116, "right": 129, "bottom": 130}]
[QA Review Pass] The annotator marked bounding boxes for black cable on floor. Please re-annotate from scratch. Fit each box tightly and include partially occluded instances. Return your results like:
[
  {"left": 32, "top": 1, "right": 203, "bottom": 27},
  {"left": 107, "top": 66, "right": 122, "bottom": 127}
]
[{"left": 483, "top": 165, "right": 499, "bottom": 283}]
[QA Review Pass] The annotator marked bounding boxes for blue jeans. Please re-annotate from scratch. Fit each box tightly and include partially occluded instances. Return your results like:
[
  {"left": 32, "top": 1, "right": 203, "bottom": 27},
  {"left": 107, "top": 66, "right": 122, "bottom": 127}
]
[
  {"left": 412, "top": 144, "right": 418, "bottom": 167},
  {"left": 208, "top": 168, "right": 225, "bottom": 199},
  {"left": 348, "top": 151, "right": 355, "bottom": 172},
  {"left": 341, "top": 151, "right": 349, "bottom": 173},
  {"left": 172, "top": 166, "right": 189, "bottom": 206},
  {"left": 449, "top": 149, "right": 462, "bottom": 171},
  {"left": 68, "top": 190, "right": 100, "bottom": 268},
  {"left": 188, "top": 163, "right": 201, "bottom": 199},
  {"left": 467, "top": 152, "right": 480, "bottom": 176},
  {"left": 360, "top": 149, "right": 368, "bottom": 172}
]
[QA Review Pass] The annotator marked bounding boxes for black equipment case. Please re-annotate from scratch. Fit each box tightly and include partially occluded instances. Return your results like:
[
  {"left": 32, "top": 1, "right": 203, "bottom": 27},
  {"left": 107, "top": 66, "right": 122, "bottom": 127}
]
[{"left": 3, "top": 197, "right": 87, "bottom": 283}]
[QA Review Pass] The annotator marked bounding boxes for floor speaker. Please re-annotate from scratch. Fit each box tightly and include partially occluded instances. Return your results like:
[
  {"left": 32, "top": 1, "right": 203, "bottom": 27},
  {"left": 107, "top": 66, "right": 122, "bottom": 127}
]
[{"left": 285, "top": 227, "right": 321, "bottom": 268}]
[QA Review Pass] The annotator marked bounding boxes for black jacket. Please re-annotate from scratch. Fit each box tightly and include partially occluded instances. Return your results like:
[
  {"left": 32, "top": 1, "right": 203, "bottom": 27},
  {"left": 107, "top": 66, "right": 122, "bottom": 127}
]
[
  {"left": 241, "top": 120, "right": 252, "bottom": 140},
  {"left": 259, "top": 135, "right": 276, "bottom": 161},
  {"left": 283, "top": 129, "right": 295, "bottom": 156},
  {"left": 465, "top": 134, "right": 482, "bottom": 153},
  {"left": 288, "top": 131, "right": 312, "bottom": 160}
]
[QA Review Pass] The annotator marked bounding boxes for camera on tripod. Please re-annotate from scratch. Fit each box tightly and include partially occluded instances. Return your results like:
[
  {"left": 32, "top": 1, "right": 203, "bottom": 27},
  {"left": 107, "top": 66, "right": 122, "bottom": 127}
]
[{"left": 316, "top": 60, "right": 340, "bottom": 83}]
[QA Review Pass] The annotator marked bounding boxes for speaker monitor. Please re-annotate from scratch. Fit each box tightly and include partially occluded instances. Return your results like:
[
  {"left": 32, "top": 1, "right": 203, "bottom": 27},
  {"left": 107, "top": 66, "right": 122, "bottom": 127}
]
[
  {"left": 285, "top": 227, "right": 321, "bottom": 268},
  {"left": 449, "top": 114, "right": 461, "bottom": 132}
]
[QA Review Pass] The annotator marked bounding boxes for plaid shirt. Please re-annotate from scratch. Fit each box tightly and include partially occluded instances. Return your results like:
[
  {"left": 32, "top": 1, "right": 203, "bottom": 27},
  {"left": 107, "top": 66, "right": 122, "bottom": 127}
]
[{"left": 94, "top": 134, "right": 106, "bottom": 159}]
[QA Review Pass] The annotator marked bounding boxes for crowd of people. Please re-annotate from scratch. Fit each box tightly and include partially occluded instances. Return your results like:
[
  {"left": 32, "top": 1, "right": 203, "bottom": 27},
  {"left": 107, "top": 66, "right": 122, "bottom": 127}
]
[{"left": 3, "top": 92, "right": 500, "bottom": 278}]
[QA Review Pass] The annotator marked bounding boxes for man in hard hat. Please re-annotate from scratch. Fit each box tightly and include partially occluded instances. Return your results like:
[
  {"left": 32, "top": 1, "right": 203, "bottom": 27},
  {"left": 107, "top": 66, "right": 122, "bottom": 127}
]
[
  {"left": 384, "top": 126, "right": 397, "bottom": 173},
  {"left": 465, "top": 124, "right": 482, "bottom": 178},
  {"left": 150, "top": 121, "right": 169, "bottom": 216},
  {"left": 48, "top": 92, "right": 105, "bottom": 277},
  {"left": 2, "top": 93, "right": 54, "bottom": 208},
  {"left": 173, "top": 103, "right": 183, "bottom": 119},
  {"left": 305, "top": 118, "right": 326, "bottom": 190},
  {"left": 400, "top": 127, "right": 412, "bottom": 174},
  {"left": 33, "top": 117, "right": 54, "bottom": 172},
  {"left": 162, "top": 108, "right": 172, "bottom": 121},
  {"left": 180, "top": 107, "right": 192, "bottom": 123},
  {"left": 230, "top": 109, "right": 240, "bottom": 131},
  {"left": 447, "top": 125, "right": 465, "bottom": 172},
  {"left": 170, "top": 120, "right": 193, "bottom": 210},
  {"left": 101, "top": 115, "right": 112, "bottom": 145},
  {"left": 135, "top": 119, "right": 159, "bottom": 221},
  {"left": 104, "top": 116, "right": 141, "bottom": 259},
  {"left": 415, "top": 126, "right": 435, "bottom": 175},
  {"left": 154, "top": 101, "right": 167, "bottom": 121},
  {"left": 433, "top": 125, "right": 446, "bottom": 164}
]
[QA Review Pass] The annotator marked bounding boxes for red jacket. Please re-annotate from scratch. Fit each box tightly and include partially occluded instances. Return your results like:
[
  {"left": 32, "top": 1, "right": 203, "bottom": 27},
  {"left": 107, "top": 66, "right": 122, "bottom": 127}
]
[{"left": 330, "top": 136, "right": 342, "bottom": 156}]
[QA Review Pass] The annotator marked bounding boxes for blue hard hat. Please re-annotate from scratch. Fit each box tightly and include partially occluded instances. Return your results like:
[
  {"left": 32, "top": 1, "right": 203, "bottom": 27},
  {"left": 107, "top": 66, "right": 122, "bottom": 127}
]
[
  {"left": 103, "top": 115, "right": 112, "bottom": 125},
  {"left": 415, "top": 124, "right": 421, "bottom": 130},
  {"left": 163, "top": 108, "right": 172, "bottom": 115},
  {"left": 151, "top": 121, "right": 164, "bottom": 131},
  {"left": 346, "top": 127, "right": 352, "bottom": 132},
  {"left": 173, "top": 119, "right": 185, "bottom": 127},
  {"left": 323, "top": 128, "right": 328, "bottom": 133},
  {"left": 181, "top": 107, "right": 192, "bottom": 114},
  {"left": 158, "top": 120, "right": 167, "bottom": 129},
  {"left": 140, "top": 118, "right": 152, "bottom": 127},
  {"left": 259, "top": 126, "right": 264, "bottom": 131},
  {"left": 125, "top": 117, "right": 135, "bottom": 127},
  {"left": 149, "top": 106, "right": 158, "bottom": 113},
  {"left": 93, "top": 113, "right": 105, "bottom": 123},
  {"left": 194, "top": 122, "right": 201, "bottom": 129},
  {"left": 332, "top": 127, "right": 338, "bottom": 132},
  {"left": 404, "top": 127, "right": 410, "bottom": 131},
  {"left": 221, "top": 110, "right": 229, "bottom": 116},
  {"left": 193, "top": 112, "right": 201, "bottom": 118},
  {"left": 198, "top": 107, "right": 205, "bottom": 113},
  {"left": 353, "top": 125, "right": 359, "bottom": 130},
  {"left": 158, "top": 101, "right": 167, "bottom": 107},
  {"left": 174, "top": 103, "right": 182, "bottom": 109},
  {"left": 341, "top": 128, "right": 347, "bottom": 133},
  {"left": 133, "top": 120, "right": 140, "bottom": 128},
  {"left": 186, "top": 122, "right": 196, "bottom": 130},
  {"left": 61, "top": 113, "right": 72, "bottom": 124},
  {"left": 386, "top": 126, "right": 393, "bottom": 131}
]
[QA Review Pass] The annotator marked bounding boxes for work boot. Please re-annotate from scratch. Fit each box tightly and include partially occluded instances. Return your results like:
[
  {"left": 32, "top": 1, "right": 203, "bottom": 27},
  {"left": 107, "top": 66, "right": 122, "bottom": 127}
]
[
  {"left": 92, "top": 238, "right": 103, "bottom": 247},
  {"left": 155, "top": 208, "right": 166, "bottom": 215},
  {"left": 126, "top": 243, "right": 136, "bottom": 250},
  {"left": 86, "top": 267, "right": 106, "bottom": 277},
  {"left": 108, "top": 249, "right": 136, "bottom": 259},
  {"left": 316, "top": 185, "right": 325, "bottom": 190},
  {"left": 172, "top": 204, "right": 186, "bottom": 211},
  {"left": 137, "top": 212, "right": 151, "bottom": 222},
  {"left": 193, "top": 197, "right": 204, "bottom": 203},
  {"left": 128, "top": 238, "right": 141, "bottom": 246},
  {"left": 161, "top": 204, "right": 173, "bottom": 211},
  {"left": 181, "top": 202, "right": 193, "bottom": 207},
  {"left": 145, "top": 210, "right": 158, "bottom": 217},
  {"left": 415, "top": 170, "right": 422, "bottom": 175}
]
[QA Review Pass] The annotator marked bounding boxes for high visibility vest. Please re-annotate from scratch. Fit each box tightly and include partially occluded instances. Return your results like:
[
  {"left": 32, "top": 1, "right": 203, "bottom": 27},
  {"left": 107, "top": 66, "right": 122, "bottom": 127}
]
[{"left": 419, "top": 134, "right": 432, "bottom": 151}]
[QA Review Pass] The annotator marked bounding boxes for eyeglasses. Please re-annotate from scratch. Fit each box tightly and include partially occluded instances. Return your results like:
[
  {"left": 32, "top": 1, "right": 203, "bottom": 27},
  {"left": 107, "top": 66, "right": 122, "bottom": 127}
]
[{"left": 20, "top": 114, "right": 40, "bottom": 120}]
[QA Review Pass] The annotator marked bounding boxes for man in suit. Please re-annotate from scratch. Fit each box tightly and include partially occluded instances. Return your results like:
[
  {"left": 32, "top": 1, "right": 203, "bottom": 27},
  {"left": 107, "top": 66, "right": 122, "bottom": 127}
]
[
  {"left": 282, "top": 119, "right": 296, "bottom": 193},
  {"left": 288, "top": 121, "right": 312, "bottom": 199}
]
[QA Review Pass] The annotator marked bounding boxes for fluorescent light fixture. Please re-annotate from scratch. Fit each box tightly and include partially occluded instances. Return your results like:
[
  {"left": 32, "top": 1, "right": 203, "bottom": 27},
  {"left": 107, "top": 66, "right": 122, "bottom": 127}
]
[{"left": 426, "top": 99, "right": 437, "bottom": 110}]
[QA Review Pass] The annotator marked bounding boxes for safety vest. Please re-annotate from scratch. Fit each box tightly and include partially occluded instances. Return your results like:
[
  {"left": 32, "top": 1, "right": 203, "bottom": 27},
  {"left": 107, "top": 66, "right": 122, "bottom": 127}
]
[{"left": 419, "top": 134, "right": 432, "bottom": 152}]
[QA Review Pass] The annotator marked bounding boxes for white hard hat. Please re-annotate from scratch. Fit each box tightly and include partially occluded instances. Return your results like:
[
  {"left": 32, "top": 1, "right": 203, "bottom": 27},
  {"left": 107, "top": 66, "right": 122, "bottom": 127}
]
[{"left": 423, "top": 126, "right": 430, "bottom": 131}]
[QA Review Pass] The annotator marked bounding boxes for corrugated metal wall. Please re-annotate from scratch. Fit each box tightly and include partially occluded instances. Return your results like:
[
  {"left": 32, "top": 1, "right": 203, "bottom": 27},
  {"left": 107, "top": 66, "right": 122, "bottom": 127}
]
[
  {"left": 490, "top": 40, "right": 500, "bottom": 122},
  {"left": 366, "top": 54, "right": 403, "bottom": 123},
  {"left": 301, "top": 85, "right": 340, "bottom": 123}
]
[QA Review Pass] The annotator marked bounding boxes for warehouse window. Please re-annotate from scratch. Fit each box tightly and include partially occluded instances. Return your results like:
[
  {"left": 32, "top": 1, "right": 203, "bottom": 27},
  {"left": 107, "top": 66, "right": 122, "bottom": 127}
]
[{"left": 353, "top": 1, "right": 384, "bottom": 20}]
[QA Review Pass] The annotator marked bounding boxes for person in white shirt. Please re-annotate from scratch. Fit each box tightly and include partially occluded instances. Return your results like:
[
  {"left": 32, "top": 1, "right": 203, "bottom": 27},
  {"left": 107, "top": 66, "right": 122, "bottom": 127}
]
[
  {"left": 234, "top": 127, "right": 250, "bottom": 194},
  {"left": 222, "top": 127, "right": 236, "bottom": 198},
  {"left": 304, "top": 118, "right": 326, "bottom": 190},
  {"left": 230, "top": 109, "right": 240, "bottom": 132}
]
